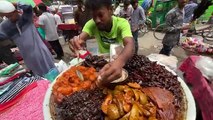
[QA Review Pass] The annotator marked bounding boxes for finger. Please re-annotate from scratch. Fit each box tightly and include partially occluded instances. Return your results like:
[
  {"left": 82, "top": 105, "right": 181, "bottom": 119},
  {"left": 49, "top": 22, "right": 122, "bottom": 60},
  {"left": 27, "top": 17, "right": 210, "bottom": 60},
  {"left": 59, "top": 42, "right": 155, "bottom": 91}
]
[
  {"left": 68, "top": 42, "right": 75, "bottom": 52},
  {"left": 106, "top": 70, "right": 122, "bottom": 83},
  {"left": 95, "top": 76, "right": 103, "bottom": 88},
  {"left": 99, "top": 63, "right": 111, "bottom": 76},
  {"left": 74, "top": 36, "right": 83, "bottom": 50}
]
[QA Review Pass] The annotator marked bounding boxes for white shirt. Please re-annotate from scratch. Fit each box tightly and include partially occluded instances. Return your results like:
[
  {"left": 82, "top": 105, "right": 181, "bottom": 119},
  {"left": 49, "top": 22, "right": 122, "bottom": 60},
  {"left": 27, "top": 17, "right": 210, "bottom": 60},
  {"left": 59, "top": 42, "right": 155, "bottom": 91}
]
[
  {"left": 114, "top": 5, "right": 121, "bottom": 16},
  {"left": 54, "top": 14, "right": 62, "bottom": 26},
  {"left": 39, "top": 12, "right": 59, "bottom": 41}
]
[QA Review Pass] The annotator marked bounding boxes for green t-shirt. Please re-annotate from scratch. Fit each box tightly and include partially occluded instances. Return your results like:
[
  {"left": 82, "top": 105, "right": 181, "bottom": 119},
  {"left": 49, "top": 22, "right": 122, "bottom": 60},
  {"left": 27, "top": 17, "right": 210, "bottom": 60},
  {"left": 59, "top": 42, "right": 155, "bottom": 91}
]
[{"left": 83, "top": 16, "right": 132, "bottom": 53}]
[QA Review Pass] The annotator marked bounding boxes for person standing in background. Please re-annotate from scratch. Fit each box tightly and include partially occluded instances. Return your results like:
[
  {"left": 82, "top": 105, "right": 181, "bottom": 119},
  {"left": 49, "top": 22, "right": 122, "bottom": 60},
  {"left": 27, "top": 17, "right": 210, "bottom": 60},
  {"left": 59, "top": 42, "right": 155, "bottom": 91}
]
[
  {"left": 38, "top": 3, "right": 64, "bottom": 60},
  {"left": 141, "top": 0, "right": 154, "bottom": 14},
  {"left": 0, "top": 17, "right": 17, "bottom": 65},
  {"left": 159, "top": 0, "right": 190, "bottom": 56},
  {"left": 119, "top": 0, "right": 133, "bottom": 22},
  {"left": 74, "top": 0, "right": 91, "bottom": 31},
  {"left": 184, "top": 0, "right": 198, "bottom": 23},
  {"left": 51, "top": 8, "right": 62, "bottom": 27},
  {"left": 0, "top": 1, "right": 56, "bottom": 76},
  {"left": 130, "top": 0, "right": 146, "bottom": 54}
]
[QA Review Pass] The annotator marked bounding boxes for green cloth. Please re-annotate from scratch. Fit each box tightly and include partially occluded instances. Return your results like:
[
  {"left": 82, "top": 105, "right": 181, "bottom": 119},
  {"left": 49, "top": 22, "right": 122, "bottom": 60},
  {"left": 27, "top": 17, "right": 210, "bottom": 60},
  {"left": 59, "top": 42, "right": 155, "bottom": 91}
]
[
  {"left": 83, "top": 16, "right": 132, "bottom": 53},
  {"left": 37, "top": 27, "right": 45, "bottom": 40},
  {"left": 0, "top": 63, "right": 19, "bottom": 76},
  {"left": 7, "top": 0, "right": 35, "bottom": 7}
]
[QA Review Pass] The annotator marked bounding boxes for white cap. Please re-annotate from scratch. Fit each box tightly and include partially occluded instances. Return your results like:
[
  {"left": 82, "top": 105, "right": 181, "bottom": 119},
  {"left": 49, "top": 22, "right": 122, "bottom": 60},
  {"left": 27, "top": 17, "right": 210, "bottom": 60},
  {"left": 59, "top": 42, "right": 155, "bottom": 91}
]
[{"left": 0, "top": 0, "right": 16, "bottom": 13}]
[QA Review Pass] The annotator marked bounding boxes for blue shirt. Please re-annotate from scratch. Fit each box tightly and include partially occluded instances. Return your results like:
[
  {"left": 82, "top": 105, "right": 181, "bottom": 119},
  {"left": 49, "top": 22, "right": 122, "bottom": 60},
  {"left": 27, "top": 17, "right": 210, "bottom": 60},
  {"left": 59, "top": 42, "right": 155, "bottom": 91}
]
[
  {"left": 141, "top": 0, "right": 152, "bottom": 12},
  {"left": 184, "top": 3, "right": 198, "bottom": 23}
]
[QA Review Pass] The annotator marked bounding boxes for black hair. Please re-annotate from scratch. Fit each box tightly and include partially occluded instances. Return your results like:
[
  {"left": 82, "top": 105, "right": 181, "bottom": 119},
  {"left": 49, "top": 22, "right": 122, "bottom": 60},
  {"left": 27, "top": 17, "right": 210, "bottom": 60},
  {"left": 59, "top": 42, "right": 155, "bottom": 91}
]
[
  {"left": 124, "top": 0, "right": 130, "bottom": 5},
  {"left": 130, "top": 0, "right": 138, "bottom": 5},
  {"left": 85, "top": 0, "right": 112, "bottom": 11},
  {"left": 77, "top": 0, "right": 84, "bottom": 5},
  {"left": 38, "top": 3, "right": 47, "bottom": 12}
]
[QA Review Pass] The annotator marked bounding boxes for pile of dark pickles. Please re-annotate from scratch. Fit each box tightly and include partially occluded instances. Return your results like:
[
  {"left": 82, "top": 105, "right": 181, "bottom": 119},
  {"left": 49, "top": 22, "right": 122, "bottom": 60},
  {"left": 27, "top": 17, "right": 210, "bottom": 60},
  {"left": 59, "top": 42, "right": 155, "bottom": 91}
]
[
  {"left": 55, "top": 89, "right": 105, "bottom": 120},
  {"left": 124, "top": 55, "right": 184, "bottom": 109}
]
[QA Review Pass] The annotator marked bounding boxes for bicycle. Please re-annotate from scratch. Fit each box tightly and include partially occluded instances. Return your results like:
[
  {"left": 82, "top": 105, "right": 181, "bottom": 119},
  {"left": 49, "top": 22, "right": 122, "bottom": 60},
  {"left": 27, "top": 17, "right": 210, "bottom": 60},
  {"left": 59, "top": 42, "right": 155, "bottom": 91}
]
[
  {"left": 200, "top": 25, "right": 213, "bottom": 41},
  {"left": 138, "top": 17, "right": 152, "bottom": 36},
  {"left": 153, "top": 23, "right": 213, "bottom": 42},
  {"left": 153, "top": 23, "right": 167, "bottom": 40}
]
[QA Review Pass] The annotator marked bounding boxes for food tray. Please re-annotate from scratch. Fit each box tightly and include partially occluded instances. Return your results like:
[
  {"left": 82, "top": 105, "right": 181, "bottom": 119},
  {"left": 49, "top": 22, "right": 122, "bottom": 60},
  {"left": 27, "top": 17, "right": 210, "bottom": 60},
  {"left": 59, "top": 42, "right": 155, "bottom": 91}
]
[{"left": 43, "top": 59, "right": 196, "bottom": 120}]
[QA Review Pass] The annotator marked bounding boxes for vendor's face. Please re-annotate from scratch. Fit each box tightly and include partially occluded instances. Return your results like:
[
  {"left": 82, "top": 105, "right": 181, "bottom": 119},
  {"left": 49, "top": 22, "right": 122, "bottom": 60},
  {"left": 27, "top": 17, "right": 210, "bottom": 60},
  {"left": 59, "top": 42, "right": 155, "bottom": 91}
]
[{"left": 92, "top": 6, "right": 113, "bottom": 31}]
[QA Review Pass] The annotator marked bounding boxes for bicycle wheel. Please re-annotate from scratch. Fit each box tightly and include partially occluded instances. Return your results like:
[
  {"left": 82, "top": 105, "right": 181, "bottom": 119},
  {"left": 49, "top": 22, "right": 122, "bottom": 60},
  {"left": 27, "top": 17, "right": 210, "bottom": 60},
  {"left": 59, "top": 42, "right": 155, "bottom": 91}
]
[
  {"left": 145, "top": 18, "right": 152, "bottom": 31},
  {"left": 203, "top": 28, "right": 213, "bottom": 41},
  {"left": 153, "top": 24, "right": 167, "bottom": 40},
  {"left": 139, "top": 24, "right": 148, "bottom": 36}
]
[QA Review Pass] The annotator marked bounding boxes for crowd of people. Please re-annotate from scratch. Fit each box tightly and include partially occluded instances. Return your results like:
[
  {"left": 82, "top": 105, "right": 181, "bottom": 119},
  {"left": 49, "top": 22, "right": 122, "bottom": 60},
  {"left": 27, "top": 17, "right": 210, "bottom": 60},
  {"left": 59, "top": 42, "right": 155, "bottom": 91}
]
[{"left": 0, "top": 0, "right": 212, "bottom": 85}]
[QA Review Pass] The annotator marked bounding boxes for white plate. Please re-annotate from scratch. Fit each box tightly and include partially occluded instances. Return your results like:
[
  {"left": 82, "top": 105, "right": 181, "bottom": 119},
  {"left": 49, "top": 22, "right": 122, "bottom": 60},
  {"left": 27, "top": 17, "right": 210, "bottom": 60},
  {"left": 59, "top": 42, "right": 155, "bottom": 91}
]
[
  {"left": 43, "top": 62, "right": 196, "bottom": 120},
  {"left": 111, "top": 69, "right": 128, "bottom": 83}
]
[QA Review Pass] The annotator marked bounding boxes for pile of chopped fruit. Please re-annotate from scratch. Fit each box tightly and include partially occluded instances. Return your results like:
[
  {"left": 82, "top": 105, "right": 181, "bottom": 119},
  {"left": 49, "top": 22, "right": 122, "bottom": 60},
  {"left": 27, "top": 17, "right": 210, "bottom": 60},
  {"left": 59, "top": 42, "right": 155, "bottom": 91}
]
[
  {"left": 52, "top": 66, "right": 97, "bottom": 102},
  {"left": 102, "top": 83, "right": 158, "bottom": 120}
]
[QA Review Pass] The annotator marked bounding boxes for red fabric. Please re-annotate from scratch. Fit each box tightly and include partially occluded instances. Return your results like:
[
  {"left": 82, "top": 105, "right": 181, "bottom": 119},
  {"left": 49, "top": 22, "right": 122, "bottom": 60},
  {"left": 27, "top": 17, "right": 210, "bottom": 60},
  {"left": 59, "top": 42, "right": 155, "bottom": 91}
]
[
  {"left": 0, "top": 73, "right": 22, "bottom": 86},
  {"left": 179, "top": 56, "right": 213, "bottom": 120},
  {"left": 0, "top": 82, "right": 37, "bottom": 111},
  {"left": 58, "top": 24, "right": 79, "bottom": 30},
  {"left": 34, "top": 0, "right": 42, "bottom": 5}
]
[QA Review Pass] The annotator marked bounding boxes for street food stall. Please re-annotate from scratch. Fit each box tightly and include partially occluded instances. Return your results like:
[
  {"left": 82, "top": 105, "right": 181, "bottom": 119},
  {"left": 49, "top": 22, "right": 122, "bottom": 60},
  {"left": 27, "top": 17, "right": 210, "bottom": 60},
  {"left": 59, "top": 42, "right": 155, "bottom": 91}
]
[
  {"left": 58, "top": 23, "right": 79, "bottom": 41},
  {"left": 0, "top": 54, "right": 196, "bottom": 120}
]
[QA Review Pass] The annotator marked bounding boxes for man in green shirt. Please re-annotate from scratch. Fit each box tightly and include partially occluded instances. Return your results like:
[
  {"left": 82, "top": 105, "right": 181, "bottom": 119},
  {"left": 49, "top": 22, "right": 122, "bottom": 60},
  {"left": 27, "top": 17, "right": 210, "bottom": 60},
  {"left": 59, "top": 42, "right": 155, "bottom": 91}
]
[{"left": 70, "top": 0, "right": 134, "bottom": 86}]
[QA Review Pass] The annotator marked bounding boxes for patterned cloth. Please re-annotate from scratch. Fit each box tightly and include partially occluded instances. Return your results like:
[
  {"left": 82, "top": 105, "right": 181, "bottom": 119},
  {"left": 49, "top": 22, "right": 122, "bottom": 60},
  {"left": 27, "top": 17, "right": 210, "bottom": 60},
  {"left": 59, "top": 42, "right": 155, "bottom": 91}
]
[
  {"left": 0, "top": 72, "right": 42, "bottom": 105},
  {"left": 0, "top": 80, "right": 50, "bottom": 120}
]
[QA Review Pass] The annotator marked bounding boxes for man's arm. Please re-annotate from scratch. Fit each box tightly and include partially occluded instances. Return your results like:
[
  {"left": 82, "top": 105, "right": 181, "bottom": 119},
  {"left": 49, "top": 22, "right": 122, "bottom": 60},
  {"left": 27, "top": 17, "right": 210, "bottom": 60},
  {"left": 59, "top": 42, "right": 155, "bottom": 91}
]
[
  {"left": 117, "top": 19, "right": 134, "bottom": 66},
  {"left": 165, "top": 12, "right": 182, "bottom": 32},
  {"left": 16, "top": 3, "right": 33, "bottom": 21},
  {"left": 116, "top": 37, "right": 134, "bottom": 67},
  {"left": 98, "top": 20, "right": 134, "bottom": 85},
  {"left": 0, "top": 26, "right": 9, "bottom": 40},
  {"left": 139, "top": 7, "right": 146, "bottom": 24},
  {"left": 0, "top": 33, "right": 8, "bottom": 41},
  {"left": 38, "top": 16, "right": 45, "bottom": 29}
]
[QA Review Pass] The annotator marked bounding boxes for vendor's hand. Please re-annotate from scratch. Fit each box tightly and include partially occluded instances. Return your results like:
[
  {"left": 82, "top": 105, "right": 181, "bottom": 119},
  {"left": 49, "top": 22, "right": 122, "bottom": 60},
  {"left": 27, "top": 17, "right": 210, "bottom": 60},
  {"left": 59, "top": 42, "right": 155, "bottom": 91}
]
[
  {"left": 69, "top": 35, "right": 85, "bottom": 56},
  {"left": 97, "top": 61, "right": 123, "bottom": 86}
]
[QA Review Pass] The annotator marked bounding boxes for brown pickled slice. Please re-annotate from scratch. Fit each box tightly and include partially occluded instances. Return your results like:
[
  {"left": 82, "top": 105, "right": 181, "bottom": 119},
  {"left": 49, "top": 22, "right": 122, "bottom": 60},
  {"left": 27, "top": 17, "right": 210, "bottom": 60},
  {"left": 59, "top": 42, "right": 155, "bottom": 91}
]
[{"left": 142, "top": 87, "right": 176, "bottom": 120}]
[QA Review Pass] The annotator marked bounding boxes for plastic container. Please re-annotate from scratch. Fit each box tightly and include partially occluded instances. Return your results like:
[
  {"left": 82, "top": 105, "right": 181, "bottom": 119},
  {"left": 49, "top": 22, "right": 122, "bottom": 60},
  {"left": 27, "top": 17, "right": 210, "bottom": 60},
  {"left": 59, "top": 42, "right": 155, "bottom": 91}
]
[
  {"left": 86, "top": 39, "right": 99, "bottom": 55},
  {"left": 44, "top": 68, "right": 59, "bottom": 82}
]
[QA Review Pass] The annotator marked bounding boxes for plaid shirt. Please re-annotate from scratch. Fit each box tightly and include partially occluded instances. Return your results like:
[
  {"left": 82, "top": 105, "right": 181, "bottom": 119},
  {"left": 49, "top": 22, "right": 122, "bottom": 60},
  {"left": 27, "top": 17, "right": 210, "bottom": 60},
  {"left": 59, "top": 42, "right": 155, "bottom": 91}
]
[{"left": 162, "top": 7, "right": 184, "bottom": 46}]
